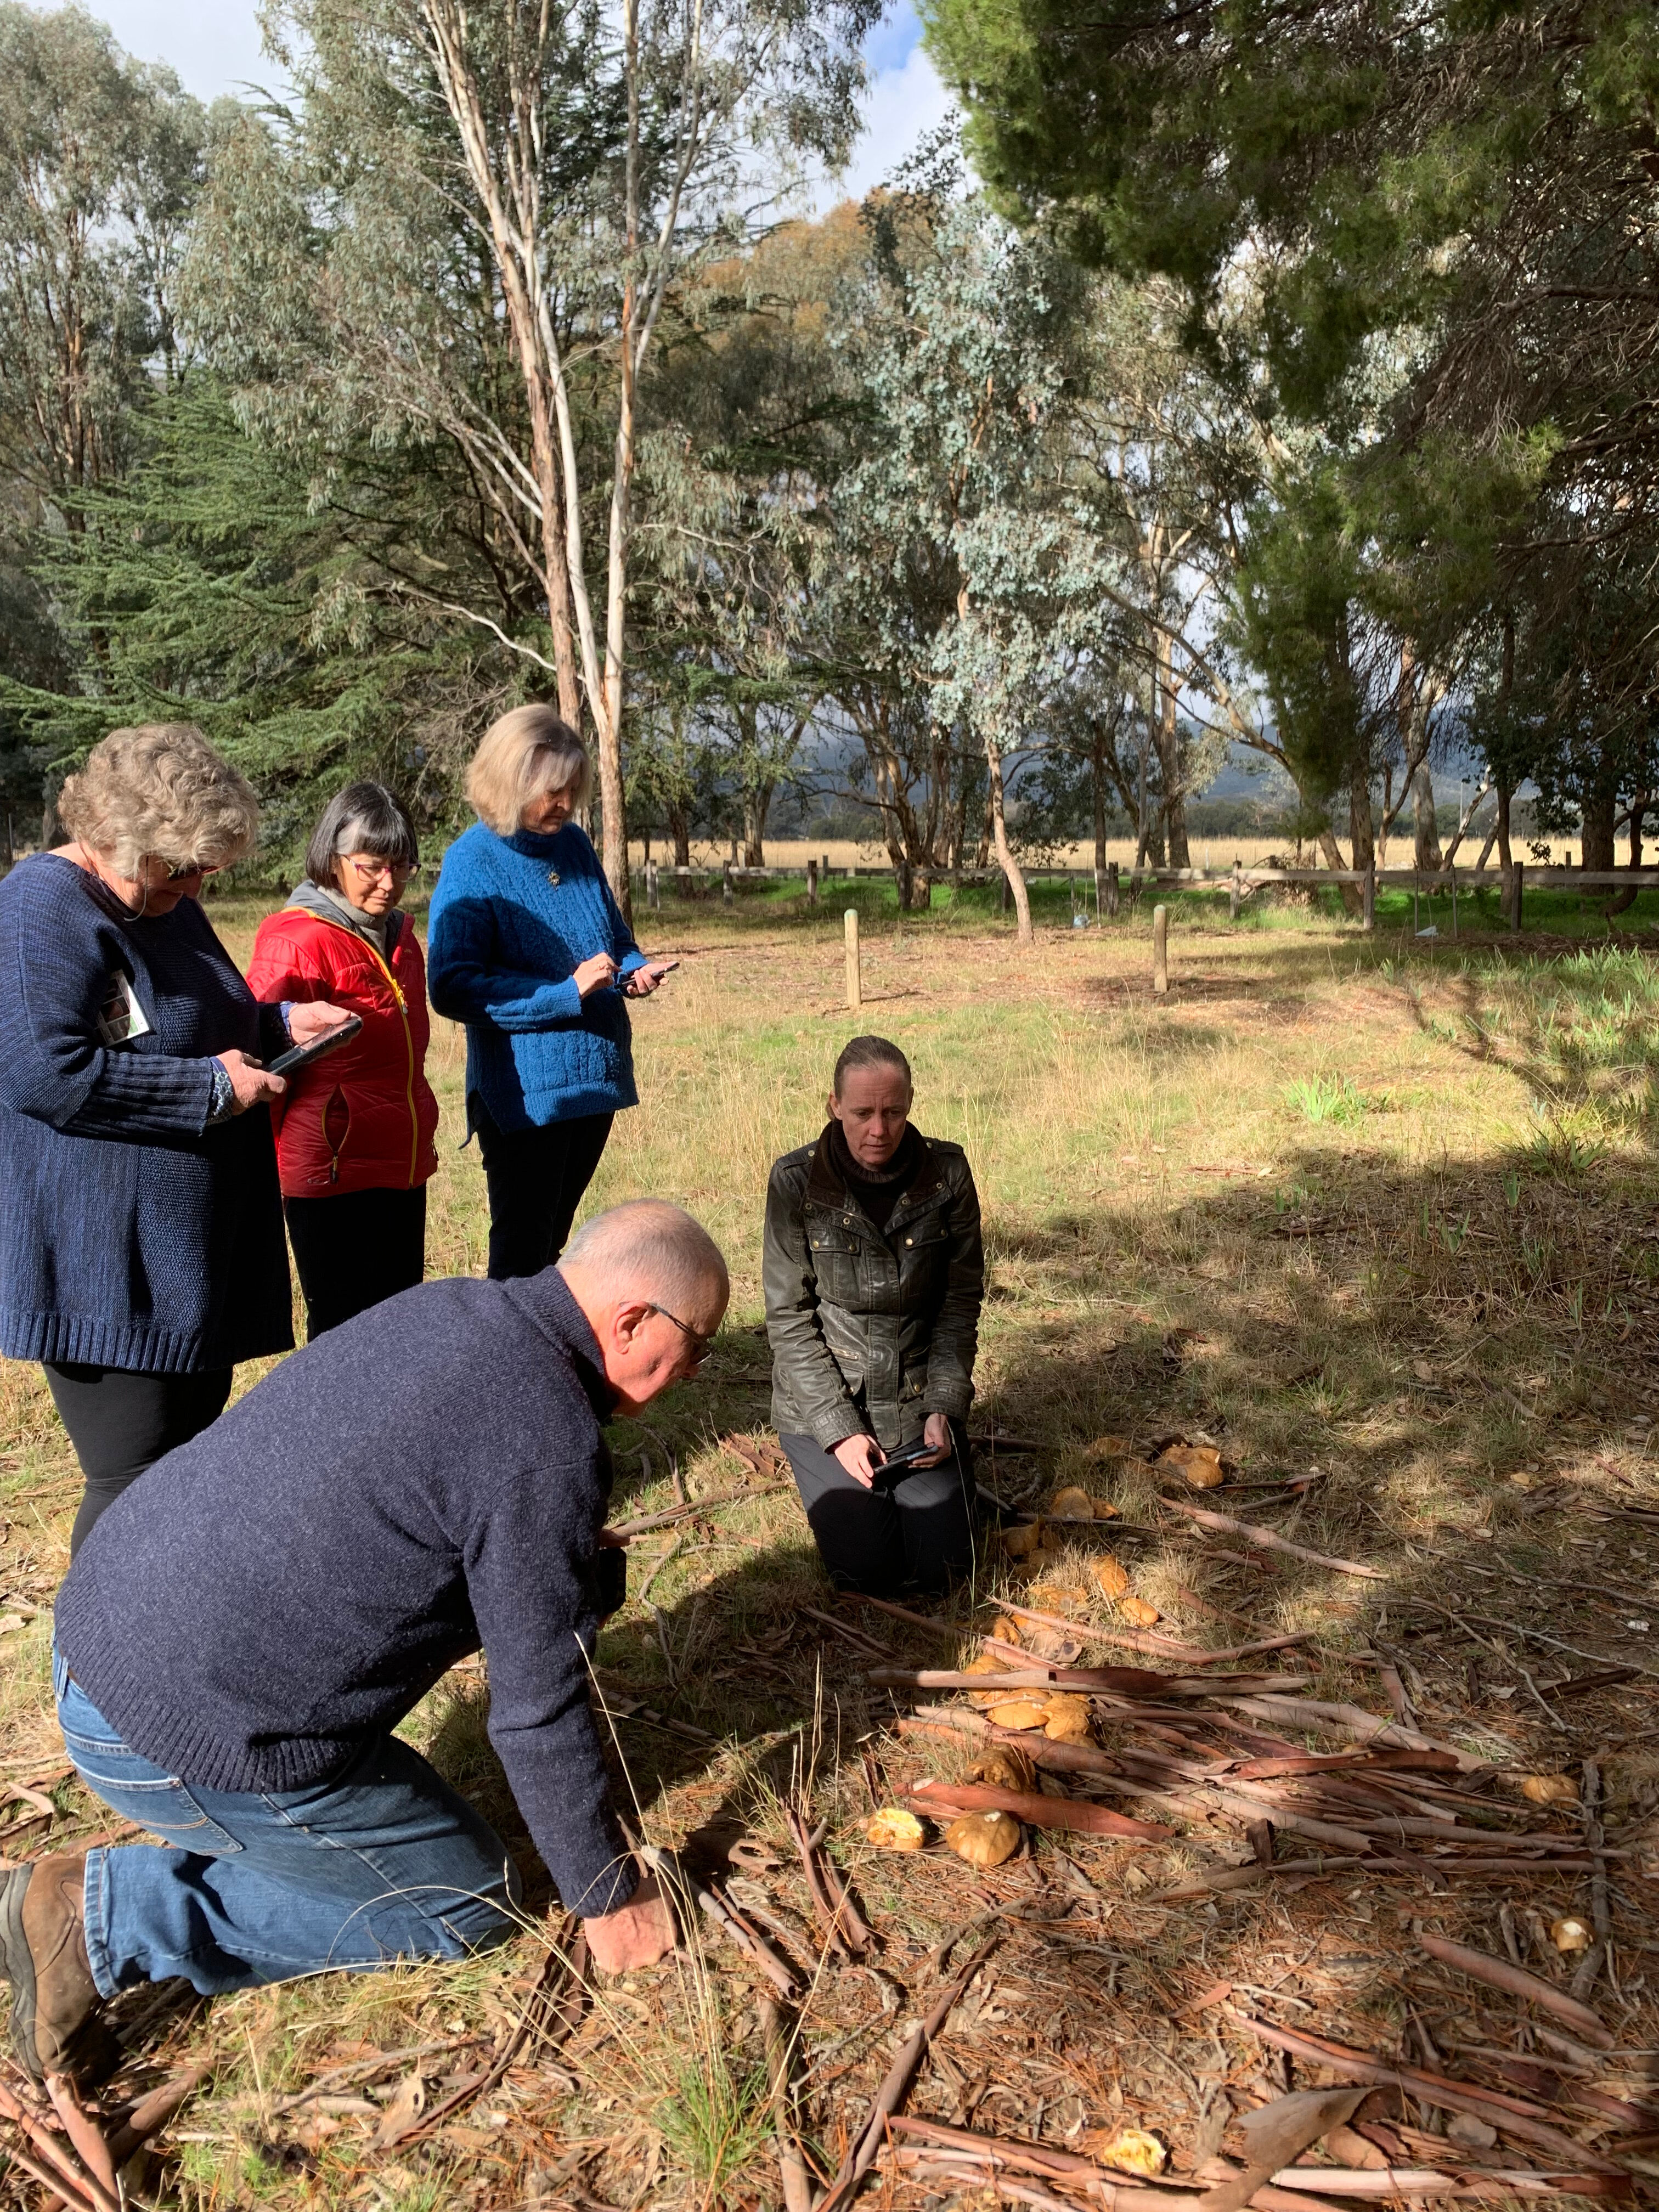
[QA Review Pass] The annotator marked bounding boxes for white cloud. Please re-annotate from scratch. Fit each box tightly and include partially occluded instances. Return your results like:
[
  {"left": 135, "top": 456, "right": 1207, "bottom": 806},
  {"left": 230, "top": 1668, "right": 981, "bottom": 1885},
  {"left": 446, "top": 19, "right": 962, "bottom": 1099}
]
[{"left": 825, "top": 40, "right": 957, "bottom": 211}]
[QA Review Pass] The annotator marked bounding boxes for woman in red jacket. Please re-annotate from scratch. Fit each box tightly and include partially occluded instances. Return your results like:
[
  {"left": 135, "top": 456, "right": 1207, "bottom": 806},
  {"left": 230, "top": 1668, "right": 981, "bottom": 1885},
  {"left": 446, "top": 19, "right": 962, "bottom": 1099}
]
[{"left": 248, "top": 784, "right": 441, "bottom": 1336}]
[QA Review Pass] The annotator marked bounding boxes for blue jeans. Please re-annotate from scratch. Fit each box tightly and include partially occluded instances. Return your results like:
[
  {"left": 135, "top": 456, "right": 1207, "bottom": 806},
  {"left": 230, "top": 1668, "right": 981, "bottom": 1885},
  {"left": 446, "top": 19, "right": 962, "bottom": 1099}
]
[{"left": 54, "top": 1654, "right": 521, "bottom": 1998}]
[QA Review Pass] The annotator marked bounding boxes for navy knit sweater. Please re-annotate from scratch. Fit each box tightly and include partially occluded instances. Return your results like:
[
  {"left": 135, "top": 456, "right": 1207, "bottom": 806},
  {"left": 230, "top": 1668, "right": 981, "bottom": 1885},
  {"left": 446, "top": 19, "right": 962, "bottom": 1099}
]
[
  {"left": 55, "top": 1268, "right": 636, "bottom": 1920},
  {"left": 426, "top": 822, "right": 644, "bottom": 1132},
  {"left": 0, "top": 854, "right": 291, "bottom": 1372}
]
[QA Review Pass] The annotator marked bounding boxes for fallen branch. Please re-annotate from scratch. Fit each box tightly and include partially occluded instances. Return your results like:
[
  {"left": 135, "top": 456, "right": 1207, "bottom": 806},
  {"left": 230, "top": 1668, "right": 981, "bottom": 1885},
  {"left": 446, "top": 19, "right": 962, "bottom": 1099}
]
[
  {"left": 1160, "top": 1498, "right": 1388, "bottom": 1578},
  {"left": 1226, "top": 1695, "right": 1490, "bottom": 1771},
  {"left": 816, "top": 1939, "right": 996, "bottom": 2212},
  {"left": 866, "top": 1666, "right": 1305, "bottom": 1699},
  {"left": 1419, "top": 1934, "right": 1613, "bottom": 2050},
  {"left": 907, "top": 1776, "right": 1173, "bottom": 1841}
]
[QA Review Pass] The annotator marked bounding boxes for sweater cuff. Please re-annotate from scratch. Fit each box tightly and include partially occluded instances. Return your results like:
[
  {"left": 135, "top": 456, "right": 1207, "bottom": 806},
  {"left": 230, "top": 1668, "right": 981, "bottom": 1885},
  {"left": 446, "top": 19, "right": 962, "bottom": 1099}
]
[{"left": 205, "top": 1062, "right": 236, "bottom": 1125}]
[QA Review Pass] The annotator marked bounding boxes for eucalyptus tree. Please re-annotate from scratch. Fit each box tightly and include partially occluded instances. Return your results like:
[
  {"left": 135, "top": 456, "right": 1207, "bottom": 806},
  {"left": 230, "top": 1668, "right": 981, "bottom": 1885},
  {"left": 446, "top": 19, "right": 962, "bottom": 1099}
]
[
  {"left": 827, "top": 181, "right": 1122, "bottom": 939},
  {"left": 0, "top": 1, "right": 205, "bottom": 516},
  {"left": 190, "top": 0, "right": 877, "bottom": 915}
]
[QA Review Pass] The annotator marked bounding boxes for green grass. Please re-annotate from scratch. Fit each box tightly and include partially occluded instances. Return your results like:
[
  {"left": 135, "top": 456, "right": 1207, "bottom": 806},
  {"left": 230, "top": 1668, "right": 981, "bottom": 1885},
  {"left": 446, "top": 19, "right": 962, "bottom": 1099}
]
[{"left": 2, "top": 880, "right": 1658, "bottom": 2207}]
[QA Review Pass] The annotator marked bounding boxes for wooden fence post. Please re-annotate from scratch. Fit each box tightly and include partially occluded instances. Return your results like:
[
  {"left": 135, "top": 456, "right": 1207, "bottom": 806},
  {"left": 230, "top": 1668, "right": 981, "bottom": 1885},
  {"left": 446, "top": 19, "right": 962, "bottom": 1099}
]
[
  {"left": 1363, "top": 859, "right": 1375, "bottom": 932},
  {"left": 1107, "top": 860, "right": 1120, "bottom": 917},
  {"left": 647, "top": 858, "right": 659, "bottom": 911},
  {"left": 1153, "top": 904, "right": 1169, "bottom": 995},
  {"left": 807, "top": 857, "right": 819, "bottom": 907},
  {"left": 844, "top": 908, "right": 861, "bottom": 1009},
  {"left": 1229, "top": 862, "right": 1242, "bottom": 922},
  {"left": 723, "top": 861, "right": 734, "bottom": 907},
  {"left": 1450, "top": 868, "right": 1458, "bottom": 940}
]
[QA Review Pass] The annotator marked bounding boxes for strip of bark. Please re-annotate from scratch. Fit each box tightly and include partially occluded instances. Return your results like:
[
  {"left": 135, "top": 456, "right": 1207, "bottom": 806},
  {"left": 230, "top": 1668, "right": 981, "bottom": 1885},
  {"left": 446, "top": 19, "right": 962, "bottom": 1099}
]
[
  {"left": 0, "top": 2080, "right": 110, "bottom": 2212},
  {"left": 44, "top": 2078, "right": 119, "bottom": 2201},
  {"left": 786, "top": 1807, "right": 856, "bottom": 1960},
  {"left": 906, "top": 1778, "right": 1172, "bottom": 1841},
  {"left": 1419, "top": 1935, "right": 1612, "bottom": 2050},
  {"left": 1235, "top": 2016, "right": 1617, "bottom": 2168}
]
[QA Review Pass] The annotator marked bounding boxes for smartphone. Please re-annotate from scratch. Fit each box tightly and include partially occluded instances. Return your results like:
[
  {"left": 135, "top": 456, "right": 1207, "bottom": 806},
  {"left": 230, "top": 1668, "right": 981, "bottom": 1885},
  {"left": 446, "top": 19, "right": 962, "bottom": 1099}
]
[
  {"left": 266, "top": 1014, "right": 363, "bottom": 1080},
  {"left": 617, "top": 960, "right": 680, "bottom": 988}
]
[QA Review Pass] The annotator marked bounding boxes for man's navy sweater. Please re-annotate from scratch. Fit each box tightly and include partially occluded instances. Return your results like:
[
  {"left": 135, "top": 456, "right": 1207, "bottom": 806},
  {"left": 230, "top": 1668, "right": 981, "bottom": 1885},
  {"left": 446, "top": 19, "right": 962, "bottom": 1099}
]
[{"left": 55, "top": 1268, "right": 636, "bottom": 1920}]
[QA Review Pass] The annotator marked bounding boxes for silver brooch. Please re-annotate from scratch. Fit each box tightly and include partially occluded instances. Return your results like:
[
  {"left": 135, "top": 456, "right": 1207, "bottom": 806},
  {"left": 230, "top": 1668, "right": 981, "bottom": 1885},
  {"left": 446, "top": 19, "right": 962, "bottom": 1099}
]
[{"left": 546, "top": 870, "right": 561, "bottom": 885}]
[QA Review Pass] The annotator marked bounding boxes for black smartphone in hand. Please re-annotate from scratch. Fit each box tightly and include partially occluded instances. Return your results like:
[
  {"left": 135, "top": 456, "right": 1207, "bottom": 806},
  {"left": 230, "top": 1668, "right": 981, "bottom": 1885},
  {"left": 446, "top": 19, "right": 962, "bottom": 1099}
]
[{"left": 267, "top": 1014, "right": 363, "bottom": 1080}]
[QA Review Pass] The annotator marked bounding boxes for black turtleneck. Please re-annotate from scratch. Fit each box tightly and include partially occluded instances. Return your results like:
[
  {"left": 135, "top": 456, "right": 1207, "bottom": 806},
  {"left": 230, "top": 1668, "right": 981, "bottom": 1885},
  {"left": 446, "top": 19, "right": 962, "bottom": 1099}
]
[{"left": 825, "top": 1120, "right": 921, "bottom": 1234}]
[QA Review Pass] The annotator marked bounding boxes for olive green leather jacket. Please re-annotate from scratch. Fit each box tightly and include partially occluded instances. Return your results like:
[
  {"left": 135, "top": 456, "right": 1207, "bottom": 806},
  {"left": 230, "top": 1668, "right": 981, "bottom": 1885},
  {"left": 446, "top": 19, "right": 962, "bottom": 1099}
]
[{"left": 763, "top": 1129, "right": 984, "bottom": 1452}]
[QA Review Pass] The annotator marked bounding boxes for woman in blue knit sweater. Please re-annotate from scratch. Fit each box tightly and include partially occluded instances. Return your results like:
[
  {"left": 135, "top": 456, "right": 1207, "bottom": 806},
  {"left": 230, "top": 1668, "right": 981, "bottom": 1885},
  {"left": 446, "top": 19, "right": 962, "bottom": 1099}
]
[{"left": 427, "top": 707, "right": 674, "bottom": 1278}]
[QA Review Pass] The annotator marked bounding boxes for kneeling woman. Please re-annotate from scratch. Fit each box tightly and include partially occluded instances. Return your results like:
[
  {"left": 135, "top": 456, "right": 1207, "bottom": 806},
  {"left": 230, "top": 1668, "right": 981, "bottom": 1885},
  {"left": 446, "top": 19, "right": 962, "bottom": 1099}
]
[{"left": 763, "top": 1036, "right": 984, "bottom": 1596}]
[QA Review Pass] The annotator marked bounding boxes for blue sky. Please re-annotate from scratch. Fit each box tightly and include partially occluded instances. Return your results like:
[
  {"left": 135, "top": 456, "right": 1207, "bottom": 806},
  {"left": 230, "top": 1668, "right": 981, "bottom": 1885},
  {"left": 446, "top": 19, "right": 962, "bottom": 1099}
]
[{"left": 91, "top": 0, "right": 954, "bottom": 206}]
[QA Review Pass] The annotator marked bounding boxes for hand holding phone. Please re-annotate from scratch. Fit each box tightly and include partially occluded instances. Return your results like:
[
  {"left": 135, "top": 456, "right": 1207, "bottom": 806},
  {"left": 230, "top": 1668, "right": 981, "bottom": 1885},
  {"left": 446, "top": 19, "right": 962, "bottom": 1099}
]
[{"left": 266, "top": 1013, "right": 363, "bottom": 1080}]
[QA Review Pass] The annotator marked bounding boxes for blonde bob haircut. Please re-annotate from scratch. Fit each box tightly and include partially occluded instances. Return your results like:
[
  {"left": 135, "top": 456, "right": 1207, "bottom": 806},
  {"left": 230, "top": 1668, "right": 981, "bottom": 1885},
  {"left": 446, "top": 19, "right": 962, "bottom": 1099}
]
[
  {"left": 57, "top": 724, "right": 259, "bottom": 879},
  {"left": 466, "top": 704, "right": 591, "bottom": 835}
]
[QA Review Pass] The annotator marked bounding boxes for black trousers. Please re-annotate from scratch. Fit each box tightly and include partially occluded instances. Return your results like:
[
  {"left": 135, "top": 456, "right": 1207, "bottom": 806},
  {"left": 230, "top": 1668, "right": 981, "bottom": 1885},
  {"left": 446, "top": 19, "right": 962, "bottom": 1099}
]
[
  {"left": 46, "top": 1364, "right": 234, "bottom": 1559},
  {"left": 780, "top": 1429, "right": 977, "bottom": 1598},
  {"left": 285, "top": 1184, "right": 428, "bottom": 1340},
  {"left": 474, "top": 1104, "right": 615, "bottom": 1280}
]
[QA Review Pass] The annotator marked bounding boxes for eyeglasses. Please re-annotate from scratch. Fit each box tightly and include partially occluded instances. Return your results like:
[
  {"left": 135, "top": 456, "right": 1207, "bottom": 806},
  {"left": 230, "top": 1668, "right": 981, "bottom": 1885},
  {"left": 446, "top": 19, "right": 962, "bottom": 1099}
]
[
  {"left": 341, "top": 854, "right": 420, "bottom": 882},
  {"left": 646, "top": 1302, "right": 715, "bottom": 1369},
  {"left": 162, "top": 858, "right": 221, "bottom": 881}
]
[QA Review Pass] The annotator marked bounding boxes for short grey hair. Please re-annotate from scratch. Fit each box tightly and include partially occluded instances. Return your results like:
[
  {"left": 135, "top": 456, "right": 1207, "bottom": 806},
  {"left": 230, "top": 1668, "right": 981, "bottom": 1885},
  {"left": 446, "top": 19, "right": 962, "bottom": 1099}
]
[
  {"left": 560, "top": 1200, "right": 729, "bottom": 1316},
  {"left": 57, "top": 724, "right": 258, "bottom": 878}
]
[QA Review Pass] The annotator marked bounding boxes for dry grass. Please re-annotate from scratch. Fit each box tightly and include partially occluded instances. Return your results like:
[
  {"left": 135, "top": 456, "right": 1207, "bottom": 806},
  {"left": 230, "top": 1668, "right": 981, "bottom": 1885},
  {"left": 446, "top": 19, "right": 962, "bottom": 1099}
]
[{"left": 1, "top": 894, "right": 1657, "bottom": 2209}]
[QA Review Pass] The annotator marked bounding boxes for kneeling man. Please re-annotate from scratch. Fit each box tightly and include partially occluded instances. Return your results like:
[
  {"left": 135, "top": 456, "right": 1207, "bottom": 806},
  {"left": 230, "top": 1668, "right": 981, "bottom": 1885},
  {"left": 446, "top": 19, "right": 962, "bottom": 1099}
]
[{"left": 3, "top": 1200, "right": 727, "bottom": 2079}]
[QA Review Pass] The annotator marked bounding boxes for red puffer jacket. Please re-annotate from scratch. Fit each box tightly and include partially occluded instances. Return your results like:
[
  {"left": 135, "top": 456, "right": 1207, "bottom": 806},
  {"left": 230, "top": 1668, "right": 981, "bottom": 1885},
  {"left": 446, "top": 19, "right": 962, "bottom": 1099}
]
[{"left": 247, "top": 903, "right": 441, "bottom": 1198}]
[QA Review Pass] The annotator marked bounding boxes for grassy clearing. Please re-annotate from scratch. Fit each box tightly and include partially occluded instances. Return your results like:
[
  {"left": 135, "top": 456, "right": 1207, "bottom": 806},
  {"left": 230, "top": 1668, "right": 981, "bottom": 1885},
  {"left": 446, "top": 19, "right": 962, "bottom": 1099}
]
[{"left": 1, "top": 893, "right": 1657, "bottom": 2208}]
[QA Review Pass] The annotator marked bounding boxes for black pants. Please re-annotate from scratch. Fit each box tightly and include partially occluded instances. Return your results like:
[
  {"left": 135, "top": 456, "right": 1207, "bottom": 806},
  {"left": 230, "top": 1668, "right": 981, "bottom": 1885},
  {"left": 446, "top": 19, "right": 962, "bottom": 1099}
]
[
  {"left": 474, "top": 1103, "right": 614, "bottom": 1280},
  {"left": 46, "top": 1364, "right": 234, "bottom": 1559},
  {"left": 780, "top": 1430, "right": 977, "bottom": 1598},
  {"left": 285, "top": 1184, "right": 428, "bottom": 1340}
]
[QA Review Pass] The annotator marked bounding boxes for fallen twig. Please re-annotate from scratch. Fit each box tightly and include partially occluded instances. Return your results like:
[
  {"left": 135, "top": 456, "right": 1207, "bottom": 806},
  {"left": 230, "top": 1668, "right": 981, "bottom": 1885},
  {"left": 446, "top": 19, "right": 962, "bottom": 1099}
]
[
  {"left": 1160, "top": 1497, "right": 1388, "bottom": 1578},
  {"left": 785, "top": 1806, "right": 864, "bottom": 1961}
]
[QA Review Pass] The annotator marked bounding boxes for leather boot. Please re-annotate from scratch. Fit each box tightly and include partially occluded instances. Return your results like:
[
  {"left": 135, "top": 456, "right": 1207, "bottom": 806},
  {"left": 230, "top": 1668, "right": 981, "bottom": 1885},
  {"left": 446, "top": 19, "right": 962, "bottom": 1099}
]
[{"left": 0, "top": 1853, "right": 103, "bottom": 2080}]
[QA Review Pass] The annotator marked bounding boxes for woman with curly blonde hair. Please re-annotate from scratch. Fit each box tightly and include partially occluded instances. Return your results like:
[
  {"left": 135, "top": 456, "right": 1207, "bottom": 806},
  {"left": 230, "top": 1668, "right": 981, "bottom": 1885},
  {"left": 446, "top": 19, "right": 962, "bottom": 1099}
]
[{"left": 0, "top": 725, "right": 347, "bottom": 1553}]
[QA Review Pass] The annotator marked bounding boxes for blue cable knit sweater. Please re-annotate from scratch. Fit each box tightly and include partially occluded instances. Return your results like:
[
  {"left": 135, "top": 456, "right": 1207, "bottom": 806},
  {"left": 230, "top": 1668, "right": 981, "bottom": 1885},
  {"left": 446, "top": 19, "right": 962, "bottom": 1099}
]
[
  {"left": 55, "top": 1268, "right": 635, "bottom": 1920},
  {"left": 426, "top": 822, "right": 644, "bottom": 1132},
  {"left": 0, "top": 854, "right": 291, "bottom": 1372}
]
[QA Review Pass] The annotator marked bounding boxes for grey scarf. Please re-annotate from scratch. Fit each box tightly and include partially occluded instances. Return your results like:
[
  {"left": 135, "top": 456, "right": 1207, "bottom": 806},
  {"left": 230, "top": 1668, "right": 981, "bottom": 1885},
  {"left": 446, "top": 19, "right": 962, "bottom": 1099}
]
[{"left": 286, "top": 877, "right": 402, "bottom": 958}]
